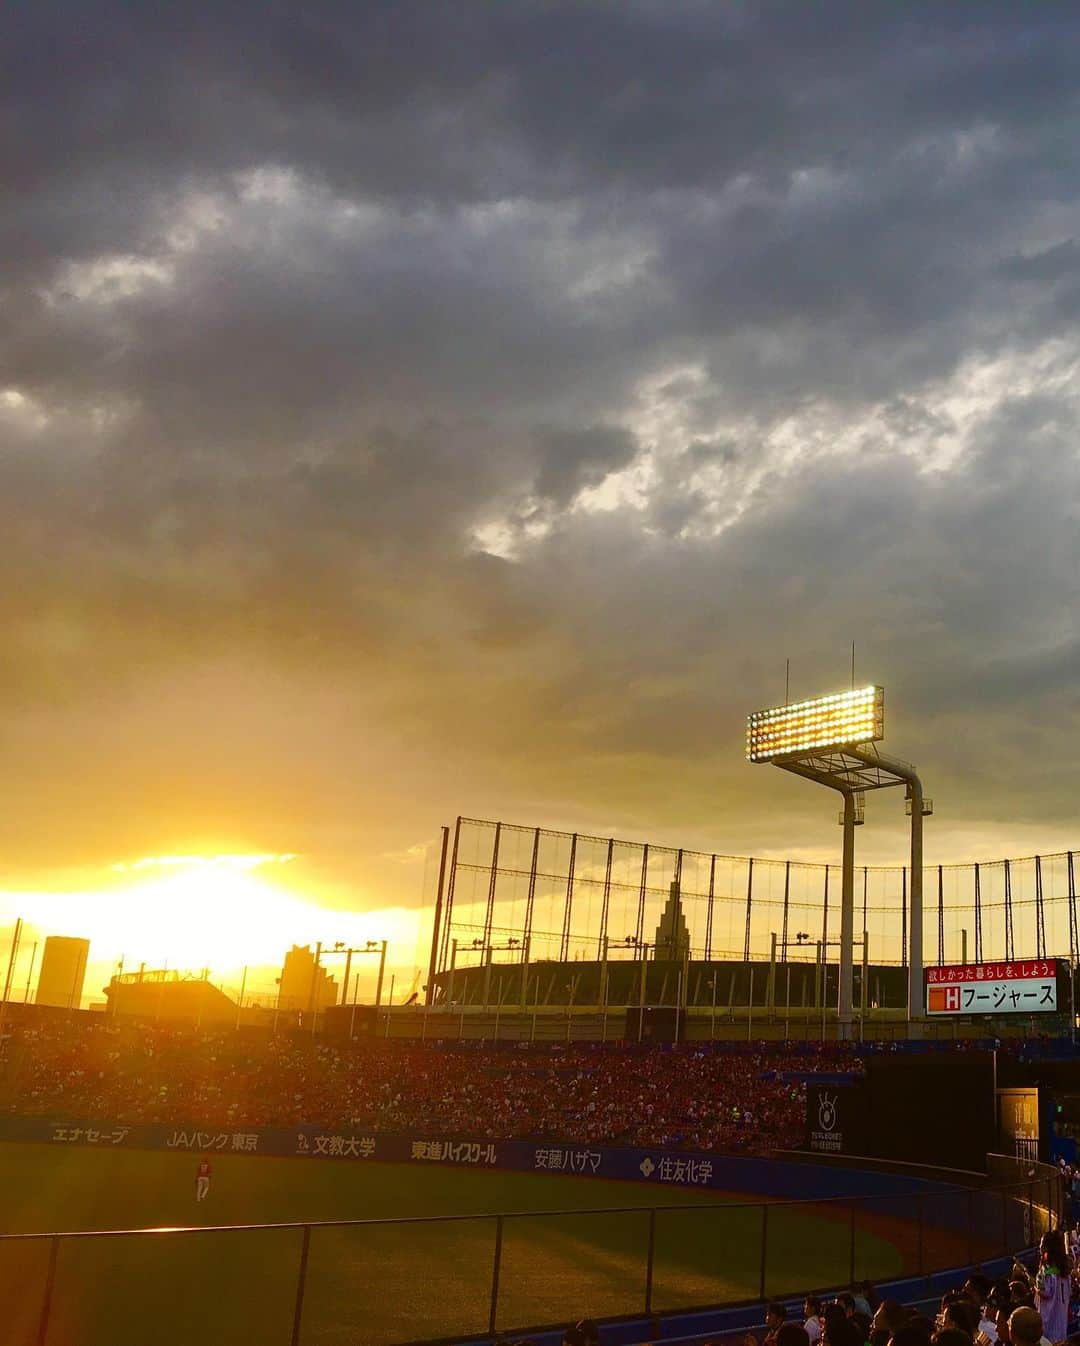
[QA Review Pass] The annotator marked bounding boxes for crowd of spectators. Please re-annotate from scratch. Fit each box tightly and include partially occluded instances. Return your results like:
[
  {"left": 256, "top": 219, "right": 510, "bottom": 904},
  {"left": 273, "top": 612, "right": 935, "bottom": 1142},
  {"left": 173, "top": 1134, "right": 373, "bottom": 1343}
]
[
  {"left": 0, "top": 1016, "right": 863, "bottom": 1151},
  {"left": 535, "top": 1231, "right": 1080, "bottom": 1346}
]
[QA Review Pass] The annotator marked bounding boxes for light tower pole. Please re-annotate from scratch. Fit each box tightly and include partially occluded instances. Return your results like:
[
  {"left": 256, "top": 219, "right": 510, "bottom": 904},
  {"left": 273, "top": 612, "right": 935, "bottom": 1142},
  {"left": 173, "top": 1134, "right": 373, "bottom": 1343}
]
[
  {"left": 324, "top": 939, "right": 389, "bottom": 1037},
  {"left": 746, "top": 685, "right": 930, "bottom": 1036},
  {"left": 847, "top": 743, "right": 927, "bottom": 1025}
]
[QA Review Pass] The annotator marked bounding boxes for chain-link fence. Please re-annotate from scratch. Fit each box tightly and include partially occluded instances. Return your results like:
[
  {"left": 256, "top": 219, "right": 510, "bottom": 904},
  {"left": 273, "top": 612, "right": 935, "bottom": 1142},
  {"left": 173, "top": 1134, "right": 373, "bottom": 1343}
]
[
  {"left": 2, "top": 1169, "right": 1061, "bottom": 1346},
  {"left": 439, "top": 818, "right": 1080, "bottom": 982}
]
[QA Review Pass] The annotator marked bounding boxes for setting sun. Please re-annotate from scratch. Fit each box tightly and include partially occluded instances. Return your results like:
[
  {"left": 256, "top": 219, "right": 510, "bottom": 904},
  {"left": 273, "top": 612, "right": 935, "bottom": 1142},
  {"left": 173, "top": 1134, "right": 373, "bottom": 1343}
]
[{"left": 0, "top": 854, "right": 426, "bottom": 1007}]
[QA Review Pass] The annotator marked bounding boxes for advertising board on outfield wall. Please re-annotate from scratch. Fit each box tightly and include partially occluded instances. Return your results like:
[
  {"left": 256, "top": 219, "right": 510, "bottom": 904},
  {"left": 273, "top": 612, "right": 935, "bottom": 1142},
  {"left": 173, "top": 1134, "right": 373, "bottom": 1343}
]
[
  {"left": 0, "top": 1115, "right": 966, "bottom": 1202},
  {"left": 925, "top": 959, "right": 1064, "bottom": 1016}
]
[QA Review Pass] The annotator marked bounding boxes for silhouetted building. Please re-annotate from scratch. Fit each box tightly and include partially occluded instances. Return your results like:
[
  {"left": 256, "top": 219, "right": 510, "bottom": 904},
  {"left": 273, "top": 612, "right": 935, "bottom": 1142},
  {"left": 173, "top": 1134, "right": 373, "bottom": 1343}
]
[
  {"left": 653, "top": 882, "right": 690, "bottom": 960},
  {"left": 277, "top": 945, "right": 338, "bottom": 1013},
  {"left": 36, "top": 936, "right": 89, "bottom": 1009},
  {"left": 104, "top": 968, "right": 237, "bottom": 1024}
]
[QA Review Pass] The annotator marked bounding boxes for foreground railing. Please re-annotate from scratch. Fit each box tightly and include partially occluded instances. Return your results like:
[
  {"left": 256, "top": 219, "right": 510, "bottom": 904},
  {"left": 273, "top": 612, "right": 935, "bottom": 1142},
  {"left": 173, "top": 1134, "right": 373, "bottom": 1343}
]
[{"left": 1, "top": 1171, "right": 1061, "bottom": 1346}]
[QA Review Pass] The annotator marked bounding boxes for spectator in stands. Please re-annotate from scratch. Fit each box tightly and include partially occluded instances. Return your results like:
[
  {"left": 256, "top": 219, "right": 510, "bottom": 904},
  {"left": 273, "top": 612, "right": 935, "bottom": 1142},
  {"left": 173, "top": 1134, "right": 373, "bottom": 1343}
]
[
  {"left": 777, "top": 1326, "right": 811, "bottom": 1346},
  {"left": 824, "top": 1307, "right": 863, "bottom": 1346},
  {"left": 873, "top": 1302, "right": 910, "bottom": 1340},
  {"left": 1035, "top": 1231, "right": 1072, "bottom": 1345},
  {"left": 1007, "top": 1307, "right": 1048, "bottom": 1346},
  {"left": 562, "top": 1328, "right": 587, "bottom": 1346},
  {"left": 824, "top": 1304, "right": 849, "bottom": 1337},
  {"left": 805, "top": 1296, "right": 825, "bottom": 1344},
  {"left": 986, "top": 1280, "right": 1015, "bottom": 1343},
  {"left": 933, "top": 1330, "right": 975, "bottom": 1346},
  {"left": 975, "top": 1299, "right": 1001, "bottom": 1342},
  {"left": 575, "top": 1320, "right": 600, "bottom": 1346},
  {"left": 943, "top": 1301, "right": 980, "bottom": 1339},
  {"left": 888, "top": 1318, "right": 935, "bottom": 1346},
  {"left": 765, "top": 1303, "right": 787, "bottom": 1346}
]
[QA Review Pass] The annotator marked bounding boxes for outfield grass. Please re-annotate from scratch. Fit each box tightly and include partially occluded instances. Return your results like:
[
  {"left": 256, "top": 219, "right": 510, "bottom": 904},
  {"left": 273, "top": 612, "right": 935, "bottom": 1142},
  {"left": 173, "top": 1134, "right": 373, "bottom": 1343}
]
[{"left": 0, "top": 1142, "right": 911, "bottom": 1345}]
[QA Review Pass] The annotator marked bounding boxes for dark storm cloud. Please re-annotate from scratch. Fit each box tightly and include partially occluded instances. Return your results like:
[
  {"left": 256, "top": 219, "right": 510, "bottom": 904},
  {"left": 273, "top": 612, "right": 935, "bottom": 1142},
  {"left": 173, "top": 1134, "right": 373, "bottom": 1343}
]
[
  {"left": 3, "top": 0, "right": 1080, "bottom": 873},
  {"left": 532, "top": 427, "right": 639, "bottom": 507}
]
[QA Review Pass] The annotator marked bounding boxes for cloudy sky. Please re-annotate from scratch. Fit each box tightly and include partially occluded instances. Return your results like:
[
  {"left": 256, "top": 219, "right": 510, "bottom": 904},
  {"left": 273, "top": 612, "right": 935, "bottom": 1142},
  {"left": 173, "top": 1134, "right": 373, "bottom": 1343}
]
[{"left": 4, "top": 2, "right": 1080, "bottom": 977}]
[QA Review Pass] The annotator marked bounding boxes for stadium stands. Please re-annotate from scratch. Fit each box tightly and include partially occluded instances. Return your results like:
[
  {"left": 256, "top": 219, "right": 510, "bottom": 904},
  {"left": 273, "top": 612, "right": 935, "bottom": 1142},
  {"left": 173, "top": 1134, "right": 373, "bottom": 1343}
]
[{"left": 0, "top": 1018, "right": 868, "bottom": 1152}]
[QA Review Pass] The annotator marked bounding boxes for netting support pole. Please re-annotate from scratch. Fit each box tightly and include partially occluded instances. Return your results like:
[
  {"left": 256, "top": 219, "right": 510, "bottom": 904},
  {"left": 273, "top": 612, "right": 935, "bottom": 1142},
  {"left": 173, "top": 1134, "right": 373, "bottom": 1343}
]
[
  {"left": 438, "top": 817, "right": 462, "bottom": 976},
  {"left": 901, "top": 866, "right": 908, "bottom": 968},
  {"left": 489, "top": 1214, "right": 504, "bottom": 1335},
  {"left": 522, "top": 827, "right": 540, "bottom": 972},
  {"left": 636, "top": 845, "right": 649, "bottom": 949},
  {"left": 1036, "top": 855, "right": 1046, "bottom": 961},
  {"left": 597, "top": 838, "right": 614, "bottom": 960},
  {"left": 482, "top": 822, "right": 501, "bottom": 952},
  {"left": 705, "top": 855, "right": 716, "bottom": 963},
  {"left": 559, "top": 833, "right": 578, "bottom": 963},
  {"left": 36, "top": 1235, "right": 59, "bottom": 1346},
  {"left": 974, "top": 863, "right": 982, "bottom": 966},
  {"left": 645, "top": 1207, "right": 657, "bottom": 1315},
  {"left": 781, "top": 860, "right": 790, "bottom": 963},
  {"left": 862, "top": 867, "right": 868, "bottom": 956},
  {"left": 743, "top": 858, "right": 754, "bottom": 963},
  {"left": 425, "top": 826, "right": 450, "bottom": 1007},
  {"left": 291, "top": 1226, "right": 311, "bottom": 1346},
  {"left": 1005, "top": 859, "right": 1014, "bottom": 961}
]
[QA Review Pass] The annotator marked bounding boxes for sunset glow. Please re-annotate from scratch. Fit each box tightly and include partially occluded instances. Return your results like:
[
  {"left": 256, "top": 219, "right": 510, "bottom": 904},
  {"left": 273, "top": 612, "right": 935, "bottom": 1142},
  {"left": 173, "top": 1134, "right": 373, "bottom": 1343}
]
[{"left": 0, "top": 854, "right": 426, "bottom": 1006}]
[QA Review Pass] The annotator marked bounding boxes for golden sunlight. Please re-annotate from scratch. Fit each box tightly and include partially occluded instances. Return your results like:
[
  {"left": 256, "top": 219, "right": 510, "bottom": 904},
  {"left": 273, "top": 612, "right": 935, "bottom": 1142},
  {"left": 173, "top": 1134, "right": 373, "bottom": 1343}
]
[{"left": 0, "top": 855, "right": 423, "bottom": 998}]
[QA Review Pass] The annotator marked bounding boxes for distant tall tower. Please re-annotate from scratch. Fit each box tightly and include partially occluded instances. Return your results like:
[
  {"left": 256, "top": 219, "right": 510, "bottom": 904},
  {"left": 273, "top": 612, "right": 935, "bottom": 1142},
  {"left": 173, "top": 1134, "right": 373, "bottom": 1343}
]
[
  {"left": 36, "top": 936, "right": 89, "bottom": 1009},
  {"left": 653, "top": 881, "right": 691, "bottom": 960}
]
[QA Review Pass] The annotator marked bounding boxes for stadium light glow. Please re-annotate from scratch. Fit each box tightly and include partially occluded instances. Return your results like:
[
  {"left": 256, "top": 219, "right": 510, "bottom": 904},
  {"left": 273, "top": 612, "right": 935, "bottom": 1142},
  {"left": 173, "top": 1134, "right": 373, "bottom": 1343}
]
[{"left": 746, "top": 685, "right": 884, "bottom": 763}]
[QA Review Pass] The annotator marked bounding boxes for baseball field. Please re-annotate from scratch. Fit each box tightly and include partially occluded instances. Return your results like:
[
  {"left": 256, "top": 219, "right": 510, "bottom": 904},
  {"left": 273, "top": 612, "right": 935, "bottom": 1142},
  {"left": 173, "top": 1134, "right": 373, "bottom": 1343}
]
[{"left": 0, "top": 1141, "right": 950, "bottom": 1346}]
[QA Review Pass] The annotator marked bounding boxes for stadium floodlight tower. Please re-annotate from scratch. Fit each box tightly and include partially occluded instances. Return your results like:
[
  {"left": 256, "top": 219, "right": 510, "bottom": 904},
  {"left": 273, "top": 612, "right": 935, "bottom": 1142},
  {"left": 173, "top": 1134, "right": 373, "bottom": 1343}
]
[{"left": 746, "top": 686, "right": 929, "bottom": 1037}]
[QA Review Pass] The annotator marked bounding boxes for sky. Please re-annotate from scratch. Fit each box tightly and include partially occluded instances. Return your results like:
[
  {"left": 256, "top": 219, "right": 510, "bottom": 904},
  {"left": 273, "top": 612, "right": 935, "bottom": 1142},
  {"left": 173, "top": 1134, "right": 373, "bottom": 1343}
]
[{"left": 3, "top": 2, "right": 1080, "bottom": 995}]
